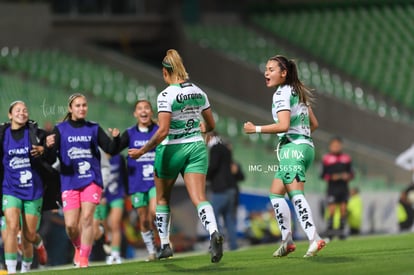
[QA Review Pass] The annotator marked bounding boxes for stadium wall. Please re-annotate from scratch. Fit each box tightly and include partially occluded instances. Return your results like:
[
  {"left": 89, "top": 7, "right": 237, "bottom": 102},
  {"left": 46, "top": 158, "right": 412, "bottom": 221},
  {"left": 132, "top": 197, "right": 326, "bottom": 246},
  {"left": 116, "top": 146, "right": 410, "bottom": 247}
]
[
  {"left": 0, "top": 3, "right": 51, "bottom": 48},
  {"left": 180, "top": 40, "right": 414, "bottom": 155}
]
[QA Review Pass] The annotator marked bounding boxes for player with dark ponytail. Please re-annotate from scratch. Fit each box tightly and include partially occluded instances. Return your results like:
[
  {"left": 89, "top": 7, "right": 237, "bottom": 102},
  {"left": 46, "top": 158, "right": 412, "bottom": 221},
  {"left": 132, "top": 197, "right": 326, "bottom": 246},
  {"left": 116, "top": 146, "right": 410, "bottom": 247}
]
[{"left": 244, "top": 55, "right": 325, "bottom": 258}]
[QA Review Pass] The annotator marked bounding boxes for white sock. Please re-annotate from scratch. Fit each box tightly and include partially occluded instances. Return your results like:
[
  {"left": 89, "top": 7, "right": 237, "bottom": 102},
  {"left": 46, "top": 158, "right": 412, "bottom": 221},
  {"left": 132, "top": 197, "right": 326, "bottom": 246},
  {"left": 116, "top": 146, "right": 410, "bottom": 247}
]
[
  {"left": 156, "top": 205, "right": 171, "bottom": 246},
  {"left": 21, "top": 261, "right": 32, "bottom": 273},
  {"left": 291, "top": 194, "right": 320, "bottom": 242},
  {"left": 270, "top": 195, "right": 292, "bottom": 242},
  {"left": 197, "top": 202, "right": 218, "bottom": 236},
  {"left": 111, "top": 250, "right": 120, "bottom": 258},
  {"left": 5, "top": 259, "right": 17, "bottom": 274},
  {"left": 141, "top": 230, "right": 156, "bottom": 254}
]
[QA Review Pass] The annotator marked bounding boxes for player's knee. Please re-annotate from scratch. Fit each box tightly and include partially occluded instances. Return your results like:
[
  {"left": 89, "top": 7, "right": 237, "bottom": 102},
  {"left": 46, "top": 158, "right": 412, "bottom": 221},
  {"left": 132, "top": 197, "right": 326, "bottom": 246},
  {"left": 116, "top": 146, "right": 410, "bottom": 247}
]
[
  {"left": 23, "top": 230, "right": 37, "bottom": 243},
  {"left": 6, "top": 223, "right": 20, "bottom": 235},
  {"left": 66, "top": 223, "right": 79, "bottom": 236}
]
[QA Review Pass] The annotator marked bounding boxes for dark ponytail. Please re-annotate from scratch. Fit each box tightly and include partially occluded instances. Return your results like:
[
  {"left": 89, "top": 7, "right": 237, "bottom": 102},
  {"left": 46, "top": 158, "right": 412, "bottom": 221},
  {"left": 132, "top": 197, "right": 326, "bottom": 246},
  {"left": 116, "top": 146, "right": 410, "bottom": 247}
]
[{"left": 269, "top": 55, "right": 314, "bottom": 105}]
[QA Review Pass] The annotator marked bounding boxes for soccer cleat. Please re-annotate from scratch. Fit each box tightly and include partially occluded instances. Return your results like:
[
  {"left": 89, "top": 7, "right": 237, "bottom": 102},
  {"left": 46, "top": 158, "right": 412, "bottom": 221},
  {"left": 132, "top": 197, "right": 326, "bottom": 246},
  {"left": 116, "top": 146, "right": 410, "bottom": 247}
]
[
  {"left": 79, "top": 256, "right": 89, "bottom": 268},
  {"left": 210, "top": 231, "right": 224, "bottom": 263},
  {"left": 114, "top": 256, "right": 122, "bottom": 264},
  {"left": 273, "top": 241, "right": 296, "bottom": 257},
  {"left": 20, "top": 262, "right": 31, "bottom": 273},
  {"left": 145, "top": 253, "right": 157, "bottom": 262},
  {"left": 36, "top": 244, "right": 48, "bottom": 265},
  {"left": 304, "top": 239, "right": 326, "bottom": 258},
  {"left": 73, "top": 248, "right": 80, "bottom": 267},
  {"left": 106, "top": 255, "right": 113, "bottom": 265},
  {"left": 157, "top": 244, "right": 173, "bottom": 260}
]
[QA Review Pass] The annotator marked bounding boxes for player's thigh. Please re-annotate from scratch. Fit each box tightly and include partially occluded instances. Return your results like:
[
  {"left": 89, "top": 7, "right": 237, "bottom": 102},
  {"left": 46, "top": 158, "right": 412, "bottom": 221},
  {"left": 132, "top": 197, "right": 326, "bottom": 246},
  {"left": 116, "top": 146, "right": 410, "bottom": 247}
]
[
  {"left": 154, "top": 144, "right": 184, "bottom": 179},
  {"left": 183, "top": 141, "right": 208, "bottom": 175},
  {"left": 183, "top": 172, "right": 207, "bottom": 206},
  {"left": 276, "top": 143, "right": 314, "bottom": 185},
  {"left": 22, "top": 198, "right": 43, "bottom": 232}
]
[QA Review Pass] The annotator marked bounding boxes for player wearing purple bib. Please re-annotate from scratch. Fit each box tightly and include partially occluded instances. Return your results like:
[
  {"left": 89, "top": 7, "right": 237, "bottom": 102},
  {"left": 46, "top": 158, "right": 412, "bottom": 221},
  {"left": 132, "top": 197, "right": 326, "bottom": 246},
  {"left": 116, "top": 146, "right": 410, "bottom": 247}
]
[
  {"left": 93, "top": 153, "right": 127, "bottom": 265},
  {"left": 46, "top": 93, "right": 120, "bottom": 268},
  {"left": 0, "top": 101, "right": 49, "bottom": 274},
  {"left": 118, "top": 100, "right": 158, "bottom": 261}
]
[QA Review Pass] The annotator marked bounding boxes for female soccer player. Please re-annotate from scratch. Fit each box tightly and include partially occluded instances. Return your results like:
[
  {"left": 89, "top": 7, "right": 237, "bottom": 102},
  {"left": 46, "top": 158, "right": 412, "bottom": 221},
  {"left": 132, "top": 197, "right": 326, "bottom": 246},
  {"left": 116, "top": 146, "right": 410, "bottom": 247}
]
[
  {"left": 93, "top": 152, "right": 126, "bottom": 264},
  {"left": 129, "top": 49, "right": 224, "bottom": 263},
  {"left": 118, "top": 100, "right": 158, "bottom": 261},
  {"left": 0, "top": 101, "right": 49, "bottom": 274},
  {"left": 46, "top": 93, "right": 120, "bottom": 268},
  {"left": 244, "top": 55, "right": 326, "bottom": 257}
]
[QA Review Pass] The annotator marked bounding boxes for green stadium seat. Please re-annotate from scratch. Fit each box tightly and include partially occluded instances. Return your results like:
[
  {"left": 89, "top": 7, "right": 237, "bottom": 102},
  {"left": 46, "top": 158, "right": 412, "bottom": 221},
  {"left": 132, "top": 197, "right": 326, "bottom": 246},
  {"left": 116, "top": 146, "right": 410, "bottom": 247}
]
[{"left": 248, "top": 4, "right": 414, "bottom": 113}]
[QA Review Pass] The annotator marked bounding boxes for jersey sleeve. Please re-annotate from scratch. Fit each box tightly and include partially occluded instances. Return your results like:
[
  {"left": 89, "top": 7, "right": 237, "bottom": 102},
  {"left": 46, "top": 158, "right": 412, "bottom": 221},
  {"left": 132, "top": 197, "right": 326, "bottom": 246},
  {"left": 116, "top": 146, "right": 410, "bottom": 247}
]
[
  {"left": 201, "top": 91, "right": 211, "bottom": 111},
  {"left": 157, "top": 89, "right": 172, "bottom": 113},
  {"left": 273, "top": 86, "right": 291, "bottom": 113}
]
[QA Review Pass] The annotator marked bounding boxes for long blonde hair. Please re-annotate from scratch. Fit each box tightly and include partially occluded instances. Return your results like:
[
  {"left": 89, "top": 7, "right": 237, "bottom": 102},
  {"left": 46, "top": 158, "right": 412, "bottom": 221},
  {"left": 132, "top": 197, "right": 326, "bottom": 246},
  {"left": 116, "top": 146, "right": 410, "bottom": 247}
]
[{"left": 162, "top": 49, "right": 189, "bottom": 81}]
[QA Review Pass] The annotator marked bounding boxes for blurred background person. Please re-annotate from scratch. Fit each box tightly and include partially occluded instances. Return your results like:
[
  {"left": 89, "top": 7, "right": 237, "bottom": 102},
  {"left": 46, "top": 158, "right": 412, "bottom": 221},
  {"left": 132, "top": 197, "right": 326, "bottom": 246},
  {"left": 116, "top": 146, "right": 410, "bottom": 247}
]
[
  {"left": 347, "top": 187, "right": 362, "bottom": 235},
  {"left": 103, "top": 154, "right": 127, "bottom": 264},
  {"left": 245, "top": 209, "right": 281, "bottom": 246},
  {"left": 321, "top": 136, "right": 354, "bottom": 239},
  {"left": 41, "top": 209, "right": 70, "bottom": 266},
  {"left": 117, "top": 100, "right": 158, "bottom": 261},
  {"left": 227, "top": 142, "right": 245, "bottom": 211},
  {"left": 206, "top": 131, "right": 239, "bottom": 251},
  {"left": 396, "top": 188, "right": 414, "bottom": 232}
]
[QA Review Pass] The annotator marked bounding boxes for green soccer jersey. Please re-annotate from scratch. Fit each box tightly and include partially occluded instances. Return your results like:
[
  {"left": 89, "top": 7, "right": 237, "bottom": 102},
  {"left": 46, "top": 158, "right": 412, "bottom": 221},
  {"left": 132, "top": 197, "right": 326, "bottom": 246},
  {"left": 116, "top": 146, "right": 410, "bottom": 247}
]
[
  {"left": 157, "top": 82, "right": 210, "bottom": 145},
  {"left": 272, "top": 84, "right": 313, "bottom": 147}
]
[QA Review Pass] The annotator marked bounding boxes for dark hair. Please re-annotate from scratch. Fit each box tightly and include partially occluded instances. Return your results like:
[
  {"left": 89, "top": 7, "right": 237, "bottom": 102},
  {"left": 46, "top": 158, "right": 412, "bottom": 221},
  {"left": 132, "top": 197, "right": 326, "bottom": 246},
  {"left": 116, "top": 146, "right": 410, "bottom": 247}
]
[
  {"left": 330, "top": 136, "right": 343, "bottom": 143},
  {"left": 134, "top": 99, "right": 156, "bottom": 125},
  {"left": 63, "top": 93, "right": 86, "bottom": 121},
  {"left": 269, "top": 55, "right": 313, "bottom": 105},
  {"left": 9, "top": 100, "right": 25, "bottom": 114}
]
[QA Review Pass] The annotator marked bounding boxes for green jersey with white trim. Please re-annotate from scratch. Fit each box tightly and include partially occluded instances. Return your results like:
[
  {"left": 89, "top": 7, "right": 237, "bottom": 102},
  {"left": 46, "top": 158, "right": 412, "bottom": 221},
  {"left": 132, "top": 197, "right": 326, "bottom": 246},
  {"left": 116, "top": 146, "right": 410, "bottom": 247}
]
[
  {"left": 272, "top": 84, "right": 313, "bottom": 147},
  {"left": 157, "top": 82, "right": 210, "bottom": 145}
]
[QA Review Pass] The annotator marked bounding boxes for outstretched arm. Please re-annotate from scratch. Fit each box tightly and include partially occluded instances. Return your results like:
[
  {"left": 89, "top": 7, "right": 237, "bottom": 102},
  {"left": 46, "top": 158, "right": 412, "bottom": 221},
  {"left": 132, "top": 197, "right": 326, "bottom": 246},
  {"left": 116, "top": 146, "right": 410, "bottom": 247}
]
[
  {"left": 244, "top": 110, "right": 290, "bottom": 134},
  {"left": 98, "top": 127, "right": 120, "bottom": 155},
  {"left": 128, "top": 112, "right": 171, "bottom": 159}
]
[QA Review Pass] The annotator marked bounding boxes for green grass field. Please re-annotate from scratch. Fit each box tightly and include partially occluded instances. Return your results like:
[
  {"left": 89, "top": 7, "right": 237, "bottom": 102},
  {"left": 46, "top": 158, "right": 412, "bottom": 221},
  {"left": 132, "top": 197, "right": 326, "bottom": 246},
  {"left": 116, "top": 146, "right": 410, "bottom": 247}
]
[{"left": 31, "top": 234, "right": 414, "bottom": 275}]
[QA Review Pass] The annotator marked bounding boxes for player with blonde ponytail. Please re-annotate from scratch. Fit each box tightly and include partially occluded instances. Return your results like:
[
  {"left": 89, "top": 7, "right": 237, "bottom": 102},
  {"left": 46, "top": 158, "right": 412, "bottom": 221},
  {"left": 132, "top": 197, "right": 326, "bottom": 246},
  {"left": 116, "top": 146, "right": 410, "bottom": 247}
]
[{"left": 131, "top": 49, "right": 224, "bottom": 263}]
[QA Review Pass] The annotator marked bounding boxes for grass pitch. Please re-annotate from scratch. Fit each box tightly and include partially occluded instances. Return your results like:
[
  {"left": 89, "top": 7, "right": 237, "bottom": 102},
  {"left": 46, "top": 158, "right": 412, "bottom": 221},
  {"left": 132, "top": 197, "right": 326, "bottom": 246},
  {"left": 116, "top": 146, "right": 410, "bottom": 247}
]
[{"left": 31, "top": 233, "right": 414, "bottom": 275}]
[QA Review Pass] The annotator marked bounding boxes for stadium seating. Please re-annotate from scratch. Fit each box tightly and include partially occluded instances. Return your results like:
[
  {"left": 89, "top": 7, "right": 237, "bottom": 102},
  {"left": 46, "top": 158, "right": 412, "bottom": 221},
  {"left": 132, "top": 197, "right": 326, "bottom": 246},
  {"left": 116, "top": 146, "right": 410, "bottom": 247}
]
[
  {"left": 0, "top": 46, "right": 397, "bottom": 191},
  {"left": 183, "top": 22, "right": 414, "bottom": 190},
  {"left": 0, "top": 47, "right": 275, "bottom": 143},
  {"left": 250, "top": 4, "right": 414, "bottom": 111},
  {"left": 184, "top": 23, "right": 409, "bottom": 123}
]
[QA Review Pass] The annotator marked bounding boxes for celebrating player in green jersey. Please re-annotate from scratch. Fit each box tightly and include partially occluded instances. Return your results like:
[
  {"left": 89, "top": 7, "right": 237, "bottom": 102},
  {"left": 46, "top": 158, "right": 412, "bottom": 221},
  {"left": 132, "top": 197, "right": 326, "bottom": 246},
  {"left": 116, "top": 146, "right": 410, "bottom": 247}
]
[{"left": 244, "top": 55, "right": 326, "bottom": 258}]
